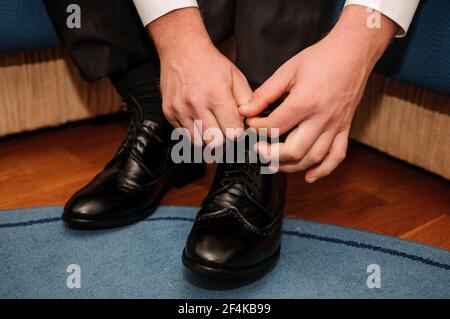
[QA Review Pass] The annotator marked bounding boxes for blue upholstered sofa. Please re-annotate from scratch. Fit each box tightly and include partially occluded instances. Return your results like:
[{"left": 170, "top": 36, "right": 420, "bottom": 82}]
[{"left": 1, "top": 0, "right": 449, "bottom": 96}]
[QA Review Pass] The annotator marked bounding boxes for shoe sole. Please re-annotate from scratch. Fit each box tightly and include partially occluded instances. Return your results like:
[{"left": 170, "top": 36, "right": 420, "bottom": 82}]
[
  {"left": 182, "top": 246, "right": 280, "bottom": 279},
  {"left": 62, "top": 165, "right": 204, "bottom": 230}
]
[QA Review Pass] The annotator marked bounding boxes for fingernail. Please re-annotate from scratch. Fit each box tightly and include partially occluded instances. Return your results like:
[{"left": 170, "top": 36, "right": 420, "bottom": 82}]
[
  {"left": 307, "top": 176, "right": 317, "bottom": 183},
  {"left": 239, "top": 103, "right": 250, "bottom": 111}
]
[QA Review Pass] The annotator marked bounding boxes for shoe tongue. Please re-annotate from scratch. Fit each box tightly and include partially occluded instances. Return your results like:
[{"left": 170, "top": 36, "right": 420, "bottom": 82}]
[
  {"left": 204, "top": 162, "right": 264, "bottom": 218},
  {"left": 209, "top": 145, "right": 264, "bottom": 204},
  {"left": 202, "top": 146, "right": 275, "bottom": 226}
]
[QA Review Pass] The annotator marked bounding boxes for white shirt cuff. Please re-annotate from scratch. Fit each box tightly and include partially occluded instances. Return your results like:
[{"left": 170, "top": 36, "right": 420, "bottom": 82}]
[
  {"left": 133, "top": 0, "right": 199, "bottom": 26},
  {"left": 344, "top": 0, "right": 420, "bottom": 37}
]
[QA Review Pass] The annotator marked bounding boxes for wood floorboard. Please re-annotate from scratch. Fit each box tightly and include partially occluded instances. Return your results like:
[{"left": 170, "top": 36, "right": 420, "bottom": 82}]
[{"left": 0, "top": 116, "right": 448, "bottom": 249}]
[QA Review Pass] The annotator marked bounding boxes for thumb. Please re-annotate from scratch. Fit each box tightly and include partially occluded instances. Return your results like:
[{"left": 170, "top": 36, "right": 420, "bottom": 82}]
[
  {"left": 231, "top": 68, "right": 253, "bottom": 107},
  {"left": 239, "top": 67, "right": 290, "bottom": 118}
]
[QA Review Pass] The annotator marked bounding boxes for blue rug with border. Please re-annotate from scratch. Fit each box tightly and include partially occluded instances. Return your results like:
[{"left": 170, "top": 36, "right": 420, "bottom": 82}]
[{"left": 1, "top": 206, "right": 449, "bottom": 298}]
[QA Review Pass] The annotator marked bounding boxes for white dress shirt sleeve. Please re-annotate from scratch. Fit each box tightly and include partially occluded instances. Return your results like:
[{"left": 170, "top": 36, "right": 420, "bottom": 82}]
[
  {"left": 132, "top": 0, "right": 419, "bottom": 37},
  {"left": 133, "top": 0, "right": 199, "bottom": 26},
  {"left": 344, "top": 0, "right": 420, "bottom": 37}
]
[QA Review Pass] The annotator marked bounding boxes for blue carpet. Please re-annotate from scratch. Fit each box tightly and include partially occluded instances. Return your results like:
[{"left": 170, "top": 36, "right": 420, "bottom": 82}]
[{"left": 0, "top": 206, "right": 449, "bottom": 299}]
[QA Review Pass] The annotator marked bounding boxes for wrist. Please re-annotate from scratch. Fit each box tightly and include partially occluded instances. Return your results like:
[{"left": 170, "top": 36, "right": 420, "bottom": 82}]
[
  {"left": 329, "top": 5, "right": 397, "bottom": 66},
  {"left": 148, "top": 7, "right": 213, "bottom": 59}
]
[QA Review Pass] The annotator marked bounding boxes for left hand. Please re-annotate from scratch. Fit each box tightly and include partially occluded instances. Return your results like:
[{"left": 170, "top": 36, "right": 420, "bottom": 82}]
[{"left": 239, "top": 6, "right": 397, "bottom": 182}]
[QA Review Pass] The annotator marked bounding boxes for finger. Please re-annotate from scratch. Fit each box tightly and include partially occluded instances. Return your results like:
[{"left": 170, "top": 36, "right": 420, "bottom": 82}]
[
  {"left": 253, "top": 126, "right": 298, "bottom": 163},
  {"left": 232, "top": 68, "right": 253, "bottom": 106},
  {"left": 246, "top": 95, "right": 305, "bottom": 137},
  {"left": 162, "top": 104, "right": 179, "bottom": 129},
  {"left": 278, "top": 132, "right": 334, "bottom": 172},
  {"left": 239, "top": 65, "right": 293, "bottom": 117},
  {"left": 253, "top": 139, "right": 278, "bottom": 164},
  {"left": 167, "top": 117, "right": 181, "bottom": 129},
  {"left": 163, "top": 113, "right": 179, "bottom": 128},
  {"left": 305, "top": 131, "right": 349, "bottom": 183},
  {"left": 179, "top": 118, "right": 203, "bottom": 147},
  {"left": 201, "top": 111, "right": 225, "bottom": 147},
  {"left": 193, "top": 119, "right": 205, "bottom": 147},
  {"left": 256, "top": 119, "right": 324, "bottom": 163},
  {"left": 213, "top": 92, "right": 246, "bottom": 140},
  {"left": 170, "top": 119, "right": 189, "bottom": 147}
]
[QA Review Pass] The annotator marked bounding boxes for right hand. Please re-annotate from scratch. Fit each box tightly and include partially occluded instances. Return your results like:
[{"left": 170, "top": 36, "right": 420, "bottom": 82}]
[{"left": 149, "top": 8, "right": 252, "bottom": 146}]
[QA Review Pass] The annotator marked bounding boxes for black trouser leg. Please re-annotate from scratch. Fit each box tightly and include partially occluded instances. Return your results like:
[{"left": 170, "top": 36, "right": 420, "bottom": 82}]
[
  {"left": 235, "top": 0, "right": 335, "bottom": 89},
  {"left": 44, "top": 0, "right": 334, "bottom": 121},
  {"left": 43, "top": 0, "right": 157, "bottom": 82},
  {"left": 43, "top": 0, "right": 236, "bottom": 81},
  {"left": 43, "top": 0, "right": 236, "bottom": 124}
]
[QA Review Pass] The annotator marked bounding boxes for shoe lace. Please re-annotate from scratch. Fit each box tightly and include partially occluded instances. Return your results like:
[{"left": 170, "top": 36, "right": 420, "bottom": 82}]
[
  {"left": 202, "top": 159, "right": 272, "bottom": 217},
  {"left": 109, "top": 96, "right": 158, "bottom": 174},
  {"left": 204, "top": 147, "right": 261, "bottom": 201},
  {"left": 117, "top": 96, "right": 143, "bottom": 152},
  {"left": 219, "top": 162, "right": 260, "bottom": 196}
]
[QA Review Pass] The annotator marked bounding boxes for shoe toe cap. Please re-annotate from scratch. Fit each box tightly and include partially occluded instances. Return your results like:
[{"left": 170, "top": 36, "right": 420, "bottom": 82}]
[
  {"left": 185, "top": 229, "right": 238, "bottom": 266},
  {"left": 64, "top": 196, "right": 104, "bottom": 217},
  {"left": 63, "top": 185, "right": 129, "bottom": 219},
  {"left": 64, "top": 193, "right": 109, "bottom": 219},
  {"left": 184, "top": 209, "right": 267, "bottom": 269}
]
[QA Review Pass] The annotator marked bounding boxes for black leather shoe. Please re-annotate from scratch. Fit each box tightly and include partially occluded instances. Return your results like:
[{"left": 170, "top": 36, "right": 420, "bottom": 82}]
[
  {"left": 63, "top": 102, "right": 204, "bottom": 229},
  {"left": 183, "top": 152, "right": 287, "bottom": 277}
]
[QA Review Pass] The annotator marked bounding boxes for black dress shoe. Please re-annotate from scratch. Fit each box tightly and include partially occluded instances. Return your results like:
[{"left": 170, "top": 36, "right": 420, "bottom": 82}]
[
  {"left": 183, "top": 151, "right": 287, "bottom": 277},
  {"left": 63, "top": 102, "right": 204, "bottom": 229}
]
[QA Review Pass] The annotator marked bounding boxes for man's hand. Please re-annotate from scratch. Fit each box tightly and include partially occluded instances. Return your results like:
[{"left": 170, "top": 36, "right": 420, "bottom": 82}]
[
  {"left": 239, "top": 6, "right": 397, "bottom": 182},
  {"left": 149, "top": 8, "right": 251, "bottom": 146}
]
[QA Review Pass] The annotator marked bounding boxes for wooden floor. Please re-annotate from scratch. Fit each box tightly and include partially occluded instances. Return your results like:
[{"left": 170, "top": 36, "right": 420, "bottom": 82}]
[{"left": 0, "top": 116, "right": 449, "bottom": 249}]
